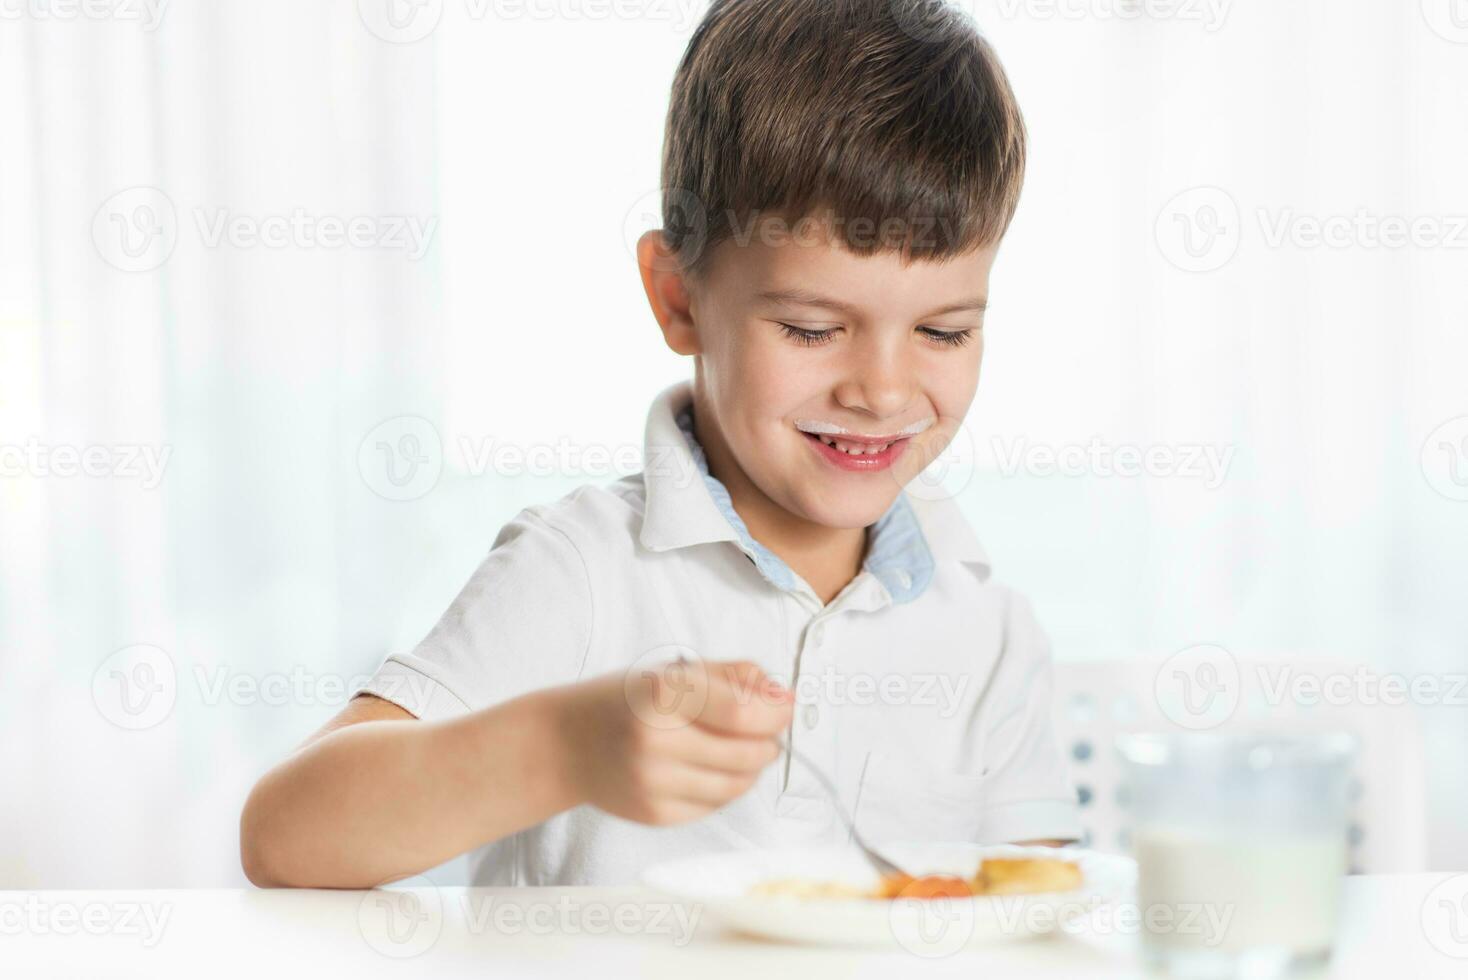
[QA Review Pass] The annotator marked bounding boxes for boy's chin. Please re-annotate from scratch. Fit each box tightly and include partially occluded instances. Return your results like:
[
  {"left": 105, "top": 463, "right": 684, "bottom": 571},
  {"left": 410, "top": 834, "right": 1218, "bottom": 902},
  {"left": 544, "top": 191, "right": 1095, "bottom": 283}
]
[{"left": 791, "top": 488, "right": 902, "bottom": 531}]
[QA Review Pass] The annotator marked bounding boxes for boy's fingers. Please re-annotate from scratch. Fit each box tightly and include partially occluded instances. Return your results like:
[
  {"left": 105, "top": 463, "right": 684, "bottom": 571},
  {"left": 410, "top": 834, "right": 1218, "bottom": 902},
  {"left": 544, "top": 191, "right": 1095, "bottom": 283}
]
[
  {"left": 627, "top": 659, "right": 791, "bottom": 734},
  {"left": 660, "top": 762, "right": 760, "bottom": 807},
  {"left": 693, "top": 662, "right": 793, "bottom": 737},
  {"left": 716, "top": 660, "right": 769, "bottom": 693},
  {"left": 666, "top": 724, "right": 782, "bottom": 774}
]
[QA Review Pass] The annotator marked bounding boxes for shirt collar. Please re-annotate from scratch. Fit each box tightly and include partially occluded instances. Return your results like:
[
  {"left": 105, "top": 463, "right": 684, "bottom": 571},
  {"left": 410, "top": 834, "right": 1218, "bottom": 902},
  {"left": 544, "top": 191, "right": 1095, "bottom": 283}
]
[{"left": 638, "top": 381, "right": 991, "bottom": 602}]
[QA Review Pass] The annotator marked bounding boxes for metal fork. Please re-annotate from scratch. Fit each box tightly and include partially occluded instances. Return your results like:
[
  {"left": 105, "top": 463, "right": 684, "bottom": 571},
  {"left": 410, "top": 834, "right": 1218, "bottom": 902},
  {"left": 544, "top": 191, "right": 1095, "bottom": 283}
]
[{"left": 776, "top": 734, "right": 914, "bottom": 879}]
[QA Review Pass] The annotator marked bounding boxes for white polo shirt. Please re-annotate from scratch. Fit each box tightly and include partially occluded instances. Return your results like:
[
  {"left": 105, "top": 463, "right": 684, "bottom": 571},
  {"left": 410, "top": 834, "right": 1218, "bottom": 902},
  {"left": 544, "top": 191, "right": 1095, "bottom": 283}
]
[{"left": 358, "top": 380, "right": 1081, "bottom": 886}]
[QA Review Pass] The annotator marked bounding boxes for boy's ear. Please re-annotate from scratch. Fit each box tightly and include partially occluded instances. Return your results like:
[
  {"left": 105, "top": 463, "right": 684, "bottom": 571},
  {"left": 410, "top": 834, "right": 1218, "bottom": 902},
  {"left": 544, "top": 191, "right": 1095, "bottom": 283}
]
[{"left": 637, "top": 230, "right": 701, "bottom": 356}]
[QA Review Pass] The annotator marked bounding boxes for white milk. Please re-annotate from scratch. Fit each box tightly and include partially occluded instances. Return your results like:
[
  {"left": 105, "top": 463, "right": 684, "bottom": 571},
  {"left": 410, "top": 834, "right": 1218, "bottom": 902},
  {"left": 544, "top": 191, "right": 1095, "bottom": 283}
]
[{"left": 1134, "top": 828, "right": 1347, "bottom": 955}]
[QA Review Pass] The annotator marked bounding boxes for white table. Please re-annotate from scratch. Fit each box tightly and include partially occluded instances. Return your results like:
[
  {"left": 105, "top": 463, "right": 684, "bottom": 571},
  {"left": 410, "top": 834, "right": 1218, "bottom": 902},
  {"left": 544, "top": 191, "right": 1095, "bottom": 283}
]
[{"left": 2, "top": 875, "right": 1463, "bottom": 978}]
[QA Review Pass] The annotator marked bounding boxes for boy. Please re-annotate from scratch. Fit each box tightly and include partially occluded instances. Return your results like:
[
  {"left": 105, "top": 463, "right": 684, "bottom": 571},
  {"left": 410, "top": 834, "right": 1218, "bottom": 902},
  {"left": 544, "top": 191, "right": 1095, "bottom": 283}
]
[{"left": 241, "top": 0, "right": 1080, "bottom": 889}]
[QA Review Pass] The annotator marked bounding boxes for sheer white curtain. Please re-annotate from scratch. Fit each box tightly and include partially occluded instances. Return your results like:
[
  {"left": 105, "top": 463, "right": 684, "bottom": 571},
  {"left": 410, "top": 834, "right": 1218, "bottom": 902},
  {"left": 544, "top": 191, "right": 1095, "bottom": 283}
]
[
  {"left": 0, "top": 1, "right": 440, "bottom": 886},
  {"left": 2, "top": 0, "right": 1465, "bottom": 888}
]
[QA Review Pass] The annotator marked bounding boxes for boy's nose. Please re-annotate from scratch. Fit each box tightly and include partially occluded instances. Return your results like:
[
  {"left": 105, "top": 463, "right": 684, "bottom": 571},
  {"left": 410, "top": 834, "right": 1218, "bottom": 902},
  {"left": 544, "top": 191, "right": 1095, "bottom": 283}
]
[{"left": 833, "top": 354, "right": 916, "bottom": 424}]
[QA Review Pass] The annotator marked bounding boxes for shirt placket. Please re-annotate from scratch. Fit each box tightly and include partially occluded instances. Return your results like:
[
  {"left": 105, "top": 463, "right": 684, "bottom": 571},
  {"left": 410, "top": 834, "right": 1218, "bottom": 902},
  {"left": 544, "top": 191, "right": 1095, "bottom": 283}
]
[{"left": 774, "top": 572, "right": 890, "bottom": 825}]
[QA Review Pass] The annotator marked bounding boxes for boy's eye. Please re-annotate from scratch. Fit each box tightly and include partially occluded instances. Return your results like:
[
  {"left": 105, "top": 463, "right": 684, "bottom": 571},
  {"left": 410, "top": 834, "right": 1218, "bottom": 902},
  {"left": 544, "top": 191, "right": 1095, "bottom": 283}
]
[
  {"left": 919, "top": 327, "right": 976, "bottom": 348},
  {"left": 779, "top": 323, "right": 976, "bottom": 348},
  {"left": 778, "top": 323, "right": 838, "bottom": 346}
]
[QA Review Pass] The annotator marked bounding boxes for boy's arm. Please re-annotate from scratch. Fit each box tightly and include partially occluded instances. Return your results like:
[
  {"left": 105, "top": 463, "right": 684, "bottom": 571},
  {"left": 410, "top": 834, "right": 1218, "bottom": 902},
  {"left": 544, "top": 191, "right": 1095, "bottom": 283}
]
[
  {"left": 240, "top": 689, "right": 575, "bottom": 889},
  {"left": 239, "top": 661, "right": 793, "bottom": 889}
]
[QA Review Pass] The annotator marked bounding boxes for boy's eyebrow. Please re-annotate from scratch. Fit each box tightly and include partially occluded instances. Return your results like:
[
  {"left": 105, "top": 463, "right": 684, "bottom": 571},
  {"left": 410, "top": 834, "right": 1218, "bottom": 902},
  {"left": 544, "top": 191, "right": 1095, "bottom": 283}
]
[{"left": 756, "top": 288, "right": 988, "bottom": 318}]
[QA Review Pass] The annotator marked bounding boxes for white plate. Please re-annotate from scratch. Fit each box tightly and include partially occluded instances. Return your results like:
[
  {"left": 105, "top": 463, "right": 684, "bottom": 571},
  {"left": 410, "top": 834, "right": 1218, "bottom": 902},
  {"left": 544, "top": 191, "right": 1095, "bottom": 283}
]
[{"left": 642, "top": 842, "right": 1136, "bottom": 951}]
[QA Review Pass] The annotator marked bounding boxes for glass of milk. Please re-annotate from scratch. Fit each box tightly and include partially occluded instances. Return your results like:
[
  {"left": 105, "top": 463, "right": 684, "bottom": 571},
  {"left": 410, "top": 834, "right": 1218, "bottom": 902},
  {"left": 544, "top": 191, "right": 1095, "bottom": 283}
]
[{"left": 1116, "top": 732, "right": 1356, "bottom": 978}]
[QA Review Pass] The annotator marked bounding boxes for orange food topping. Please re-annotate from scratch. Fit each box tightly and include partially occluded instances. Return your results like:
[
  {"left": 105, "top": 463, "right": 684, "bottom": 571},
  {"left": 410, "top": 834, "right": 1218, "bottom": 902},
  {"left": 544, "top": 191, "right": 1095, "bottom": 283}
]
[{"left": 880, "top": 874, "right": 973, "bottom": 900}]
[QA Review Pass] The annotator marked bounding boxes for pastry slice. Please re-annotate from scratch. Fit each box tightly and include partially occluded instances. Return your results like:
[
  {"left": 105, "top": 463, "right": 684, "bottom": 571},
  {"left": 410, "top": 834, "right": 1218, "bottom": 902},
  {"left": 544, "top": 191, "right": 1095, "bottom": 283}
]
[{"left": 973, "top": 857, "right": 1083, "bottom": 896}]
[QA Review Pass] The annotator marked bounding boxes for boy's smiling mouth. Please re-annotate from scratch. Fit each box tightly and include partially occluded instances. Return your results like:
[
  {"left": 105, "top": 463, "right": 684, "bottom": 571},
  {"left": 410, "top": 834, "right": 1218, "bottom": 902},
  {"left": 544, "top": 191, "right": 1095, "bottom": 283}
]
[{"left": 794, "top": 417, "right": 934, "bottom": 472}]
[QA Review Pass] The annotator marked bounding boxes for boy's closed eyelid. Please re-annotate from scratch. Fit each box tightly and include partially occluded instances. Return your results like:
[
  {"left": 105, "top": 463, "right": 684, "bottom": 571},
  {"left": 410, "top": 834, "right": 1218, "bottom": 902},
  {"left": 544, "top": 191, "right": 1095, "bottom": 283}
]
[
  {"left": 769, "top": 325, "right": 974, "bottom": 337},
  {"left": 774, "top": 321, "right": 978, "bottom": 342},
  {"left": 772, "top": 321, "right": 841, "bottom": 335}
]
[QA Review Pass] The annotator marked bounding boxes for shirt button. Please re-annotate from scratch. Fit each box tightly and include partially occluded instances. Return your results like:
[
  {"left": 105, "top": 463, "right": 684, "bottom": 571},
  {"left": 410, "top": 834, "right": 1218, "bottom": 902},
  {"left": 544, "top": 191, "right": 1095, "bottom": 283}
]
[
  {"left": 802, "top": 704, "right": 820, "bottom": 730},
  {"left": 809, "top": 624, "right": 824, "bottom": 647},
  {"left": 894, "top": 568, "right": 913, "bottom": 590}
]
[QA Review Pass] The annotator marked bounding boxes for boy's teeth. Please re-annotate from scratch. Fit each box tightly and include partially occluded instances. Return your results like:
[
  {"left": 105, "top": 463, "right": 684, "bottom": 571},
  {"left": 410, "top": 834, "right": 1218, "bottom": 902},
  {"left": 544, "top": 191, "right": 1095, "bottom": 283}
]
[{"left": 818, "top": 435, "right": 892, "bottom": 455}]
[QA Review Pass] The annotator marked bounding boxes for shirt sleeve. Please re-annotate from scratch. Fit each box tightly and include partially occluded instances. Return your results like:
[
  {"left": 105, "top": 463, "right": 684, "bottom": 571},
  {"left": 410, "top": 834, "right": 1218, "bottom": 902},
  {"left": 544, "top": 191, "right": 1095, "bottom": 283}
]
[
  {"left": 354, "top": 507, "right": 594, "bottom": 723},
  {"left": 974, "top": 589, "right": 1083, "bottom": 844}
]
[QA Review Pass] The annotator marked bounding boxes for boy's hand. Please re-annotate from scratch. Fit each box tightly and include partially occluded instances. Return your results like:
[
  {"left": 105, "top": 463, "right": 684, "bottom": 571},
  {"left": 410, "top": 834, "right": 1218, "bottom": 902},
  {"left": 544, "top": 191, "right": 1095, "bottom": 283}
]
[{"left": 557, "top": 660, "right": 794, "bottom": 826}]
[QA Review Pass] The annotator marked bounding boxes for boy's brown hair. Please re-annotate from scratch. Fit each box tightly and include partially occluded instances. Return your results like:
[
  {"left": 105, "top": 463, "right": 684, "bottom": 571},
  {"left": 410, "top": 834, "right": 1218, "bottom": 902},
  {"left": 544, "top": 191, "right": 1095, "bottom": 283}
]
[{"left": 660, "top": 0, "right": 1027, "bottom": 281}]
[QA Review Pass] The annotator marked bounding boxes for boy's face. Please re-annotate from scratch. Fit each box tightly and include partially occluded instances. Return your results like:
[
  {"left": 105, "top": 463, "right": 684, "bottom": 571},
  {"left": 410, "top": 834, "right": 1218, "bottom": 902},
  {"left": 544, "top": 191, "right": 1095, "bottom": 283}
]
[{"left": 647, "top": 217, "right": 998, "bottom": 531}]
